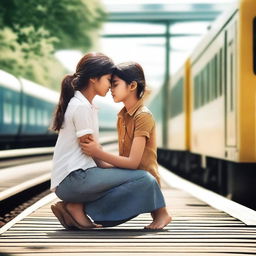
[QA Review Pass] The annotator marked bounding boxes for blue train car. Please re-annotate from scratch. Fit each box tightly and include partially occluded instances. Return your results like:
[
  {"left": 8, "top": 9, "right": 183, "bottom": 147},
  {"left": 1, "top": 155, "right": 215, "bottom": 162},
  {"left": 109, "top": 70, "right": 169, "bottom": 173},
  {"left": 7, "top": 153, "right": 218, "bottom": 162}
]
[
  {"left": 19, "top": 78, "right": 58, "bottom": 135},
  {"left": 0, "top": 70, "right": 59, "bottom": 149},
  {"left": 0, "top": 70, "right": 22, "bottom": 140}
]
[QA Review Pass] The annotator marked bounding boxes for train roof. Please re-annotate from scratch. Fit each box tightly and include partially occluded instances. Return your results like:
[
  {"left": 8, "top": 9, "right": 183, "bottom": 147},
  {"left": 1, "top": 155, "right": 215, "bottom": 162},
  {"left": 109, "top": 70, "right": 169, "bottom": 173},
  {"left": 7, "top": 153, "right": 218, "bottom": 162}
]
[
  {"left": 0, "top": 70, "right": 21, "bottom": 92},
  {"left": 20, "top": 78, "right": 59, "bottom": 104},
  {"left": 190, "top": 1, "right": 239, "bottom": 64}
]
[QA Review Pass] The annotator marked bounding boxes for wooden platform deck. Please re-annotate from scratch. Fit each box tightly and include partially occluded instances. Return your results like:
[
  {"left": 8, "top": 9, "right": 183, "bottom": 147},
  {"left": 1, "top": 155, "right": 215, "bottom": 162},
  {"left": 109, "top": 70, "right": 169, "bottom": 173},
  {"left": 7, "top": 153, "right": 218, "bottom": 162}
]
[{"left": 0, "top": 166, "right": 256, "bottom": 256}]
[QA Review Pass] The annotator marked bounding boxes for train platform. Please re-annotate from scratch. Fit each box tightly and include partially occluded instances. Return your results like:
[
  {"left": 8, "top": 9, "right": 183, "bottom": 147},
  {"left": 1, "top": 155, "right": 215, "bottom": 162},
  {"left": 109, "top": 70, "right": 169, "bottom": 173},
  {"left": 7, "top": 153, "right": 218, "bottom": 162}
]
[
  {"left": 0, "top": 135, "right": 117, "bottom": 202},
  {"left": 1, "top": 166, "right": 256, "bottom": 256}
]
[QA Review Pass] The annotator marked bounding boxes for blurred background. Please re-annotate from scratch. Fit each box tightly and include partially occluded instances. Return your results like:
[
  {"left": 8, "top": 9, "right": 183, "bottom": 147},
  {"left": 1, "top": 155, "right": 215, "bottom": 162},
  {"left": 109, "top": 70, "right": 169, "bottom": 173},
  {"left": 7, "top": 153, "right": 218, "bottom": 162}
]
[
  {"left": 0, "top": 0, "right": 234, "bottom": 107},
  {"left": 0, "top": 0, "right": 239, "bottom": 150}
]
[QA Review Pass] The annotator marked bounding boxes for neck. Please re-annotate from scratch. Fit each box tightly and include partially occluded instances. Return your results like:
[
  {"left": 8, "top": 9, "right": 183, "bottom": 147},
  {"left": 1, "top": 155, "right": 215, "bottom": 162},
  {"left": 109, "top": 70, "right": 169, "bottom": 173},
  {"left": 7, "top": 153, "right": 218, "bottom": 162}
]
[
  {"left": 80, "top": 86, "right": 96, "bottom": 104},
  {"left": 123, "top": 94, "right": 138, "bottom": 112}
]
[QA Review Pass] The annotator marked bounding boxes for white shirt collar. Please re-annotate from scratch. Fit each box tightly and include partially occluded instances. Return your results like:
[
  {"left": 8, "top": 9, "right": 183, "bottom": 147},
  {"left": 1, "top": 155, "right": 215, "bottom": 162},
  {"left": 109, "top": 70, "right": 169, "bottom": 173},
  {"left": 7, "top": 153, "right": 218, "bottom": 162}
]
[{"left": 74, "top": 90, "right": 98, "bottom": 109}]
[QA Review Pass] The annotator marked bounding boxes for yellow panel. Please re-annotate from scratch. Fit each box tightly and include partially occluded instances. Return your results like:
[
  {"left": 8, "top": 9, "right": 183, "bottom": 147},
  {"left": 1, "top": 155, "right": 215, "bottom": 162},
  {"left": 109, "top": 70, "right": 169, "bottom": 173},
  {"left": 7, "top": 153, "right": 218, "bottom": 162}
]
[
  {"left": 185, "top": 59, "right": 191, "bottom": 150},
  {"left": 238, "top": 0, "right": 256, "bottom": 161}
]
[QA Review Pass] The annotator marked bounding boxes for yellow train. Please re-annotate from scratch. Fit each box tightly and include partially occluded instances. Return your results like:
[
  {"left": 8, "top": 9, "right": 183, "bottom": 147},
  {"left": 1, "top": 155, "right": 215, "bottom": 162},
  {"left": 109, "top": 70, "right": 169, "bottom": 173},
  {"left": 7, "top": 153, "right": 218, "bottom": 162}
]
[{"left": 158, "top": 0, "right": 256, "bottom": 209}]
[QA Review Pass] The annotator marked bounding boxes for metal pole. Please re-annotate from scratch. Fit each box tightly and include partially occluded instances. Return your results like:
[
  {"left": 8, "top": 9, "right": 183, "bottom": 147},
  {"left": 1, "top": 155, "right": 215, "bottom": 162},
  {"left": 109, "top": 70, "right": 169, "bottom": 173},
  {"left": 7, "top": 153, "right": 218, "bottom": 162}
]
[{"left": 162, "top": 21, "right": 170, "bottom": 147}]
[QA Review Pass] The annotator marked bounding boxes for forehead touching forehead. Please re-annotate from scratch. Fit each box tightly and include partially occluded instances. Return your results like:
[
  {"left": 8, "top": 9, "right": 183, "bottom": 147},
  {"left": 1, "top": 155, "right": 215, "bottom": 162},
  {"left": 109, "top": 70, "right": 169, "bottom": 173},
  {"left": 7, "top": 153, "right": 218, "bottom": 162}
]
[
  {"left": 105, "top": 74, "right": 111, "bottom": 78},
  {"left": 112, "top": 75, "right": 124, "bottom": 83}
]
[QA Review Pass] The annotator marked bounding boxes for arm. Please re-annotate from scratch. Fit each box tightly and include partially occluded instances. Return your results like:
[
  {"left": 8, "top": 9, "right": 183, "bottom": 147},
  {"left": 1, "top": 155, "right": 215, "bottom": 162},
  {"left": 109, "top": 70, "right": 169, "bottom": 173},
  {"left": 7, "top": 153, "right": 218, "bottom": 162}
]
[
  {"left": 80, "top": 136, "right": 146, "bottom": 169},
  {"left": 94, "top": 158, "right": 114, "bottom": 168},
  {"left": 78, "top": 134, "right": 113, "bottom": 168}
]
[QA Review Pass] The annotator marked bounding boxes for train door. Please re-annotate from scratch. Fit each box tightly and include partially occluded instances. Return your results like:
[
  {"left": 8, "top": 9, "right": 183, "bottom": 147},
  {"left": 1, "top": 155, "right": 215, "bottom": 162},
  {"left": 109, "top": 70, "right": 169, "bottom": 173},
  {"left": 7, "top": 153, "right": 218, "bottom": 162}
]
[{"left": 225, "top": 19, "right": 237, "bottom": 147}]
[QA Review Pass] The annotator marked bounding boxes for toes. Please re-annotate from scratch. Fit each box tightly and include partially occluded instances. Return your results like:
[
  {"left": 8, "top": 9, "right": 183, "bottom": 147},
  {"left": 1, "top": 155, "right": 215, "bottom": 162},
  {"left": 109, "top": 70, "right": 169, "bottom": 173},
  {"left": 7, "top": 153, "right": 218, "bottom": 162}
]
[
  {"left": 144, "top": 223, "right": 155, "bottom": 229},
  {"left": 144, "top": 220, "right": 170, "bottom": 230},
  {"left": 94, "top": 223, "right": 103, "bottom": 228}
]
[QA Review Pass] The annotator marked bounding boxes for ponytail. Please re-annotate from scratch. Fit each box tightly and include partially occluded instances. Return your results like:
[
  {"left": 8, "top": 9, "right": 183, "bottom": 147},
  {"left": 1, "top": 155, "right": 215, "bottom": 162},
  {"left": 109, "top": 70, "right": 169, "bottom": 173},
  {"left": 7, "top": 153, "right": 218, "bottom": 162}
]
[
  {"left": 52, "top": 52, "right": 115, "bottom": 132},
  {"left": 52, "top": 75, "right": 75, "bottom": 131}
]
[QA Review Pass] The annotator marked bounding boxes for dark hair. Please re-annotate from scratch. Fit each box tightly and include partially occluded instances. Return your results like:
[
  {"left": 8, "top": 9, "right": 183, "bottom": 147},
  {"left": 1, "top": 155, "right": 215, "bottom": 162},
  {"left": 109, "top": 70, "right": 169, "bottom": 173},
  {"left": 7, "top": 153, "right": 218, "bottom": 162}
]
[
  {"left": 52, "top": 52, "right": 115, "bottom": 131},
  {"left": 112, "top": 62, "right": 146, "bottom": 99}
]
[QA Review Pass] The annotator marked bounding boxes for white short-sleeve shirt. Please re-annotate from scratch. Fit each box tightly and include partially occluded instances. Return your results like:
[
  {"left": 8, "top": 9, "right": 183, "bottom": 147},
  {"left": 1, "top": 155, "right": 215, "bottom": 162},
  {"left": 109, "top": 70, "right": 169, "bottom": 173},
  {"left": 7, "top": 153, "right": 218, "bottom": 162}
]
[{"left": 51, "top": 91, "right": 99, "bottom": 190}]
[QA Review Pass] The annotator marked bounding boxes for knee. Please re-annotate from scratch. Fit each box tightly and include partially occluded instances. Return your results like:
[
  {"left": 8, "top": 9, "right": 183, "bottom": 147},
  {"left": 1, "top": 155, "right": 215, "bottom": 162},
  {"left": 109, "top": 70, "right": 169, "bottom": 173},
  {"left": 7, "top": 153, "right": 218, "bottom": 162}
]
[{"left": 139, "top": 170, "right": 158, "bottom": 185}]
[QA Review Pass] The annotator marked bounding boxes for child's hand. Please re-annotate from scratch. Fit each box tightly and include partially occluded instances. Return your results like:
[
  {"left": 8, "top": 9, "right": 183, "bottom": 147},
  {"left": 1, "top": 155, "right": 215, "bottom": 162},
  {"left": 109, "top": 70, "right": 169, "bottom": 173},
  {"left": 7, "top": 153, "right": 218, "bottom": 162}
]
[
  {"left": 83, "top": 134, "right": 94, "bottom": 144},
  {"left": 80, "top": 140, "right": 101, "bottom": 157}
]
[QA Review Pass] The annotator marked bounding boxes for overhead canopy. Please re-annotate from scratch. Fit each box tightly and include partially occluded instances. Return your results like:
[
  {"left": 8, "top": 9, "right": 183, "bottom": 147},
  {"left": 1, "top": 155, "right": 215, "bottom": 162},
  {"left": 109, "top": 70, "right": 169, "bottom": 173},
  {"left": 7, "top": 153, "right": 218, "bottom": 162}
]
[{"left": 103, "top": 0, "right": 234, "bottom": 22}]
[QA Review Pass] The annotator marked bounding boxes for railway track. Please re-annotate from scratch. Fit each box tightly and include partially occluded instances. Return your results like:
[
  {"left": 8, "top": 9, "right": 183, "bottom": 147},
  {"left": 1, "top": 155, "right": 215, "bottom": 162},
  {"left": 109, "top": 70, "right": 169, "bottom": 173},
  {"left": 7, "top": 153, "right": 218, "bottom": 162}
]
[
  {"left": 0, "top": 147, "right": 54, "bottom": 169},
  {"left": 0, "top": 135, "right": 118, "bottom": 228}
]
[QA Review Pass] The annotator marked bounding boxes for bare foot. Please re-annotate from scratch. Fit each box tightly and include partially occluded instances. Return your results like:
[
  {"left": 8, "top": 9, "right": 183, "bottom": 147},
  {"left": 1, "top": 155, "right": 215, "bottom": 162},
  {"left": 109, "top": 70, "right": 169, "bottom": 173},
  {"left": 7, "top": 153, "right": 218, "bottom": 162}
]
[
  {"left": 65, "top": 202, "right": 102, "bottom": 228},
  {"left": 145, "top": 207, "right": 172, "bottom": 230}
]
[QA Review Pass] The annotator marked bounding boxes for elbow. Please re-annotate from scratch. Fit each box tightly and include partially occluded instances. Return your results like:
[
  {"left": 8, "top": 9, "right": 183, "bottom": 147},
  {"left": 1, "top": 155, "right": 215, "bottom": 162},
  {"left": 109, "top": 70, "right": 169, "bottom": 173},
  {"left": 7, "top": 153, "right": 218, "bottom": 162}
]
[{"left": 129, "top": 160, "right": 140, "bottom": 169}]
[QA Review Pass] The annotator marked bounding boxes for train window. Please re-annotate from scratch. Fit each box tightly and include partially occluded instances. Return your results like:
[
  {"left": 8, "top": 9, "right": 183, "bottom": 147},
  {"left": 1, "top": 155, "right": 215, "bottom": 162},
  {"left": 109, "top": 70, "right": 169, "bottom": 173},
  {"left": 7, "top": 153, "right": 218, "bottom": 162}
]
[
  {"left": 208, "top": 60, "right": 211, "bottom": 101},
  {"left": 36, "top": 108, "right": 43, "bottom": 126},
  {"left": 207, "top": 62, "right": 210, "bottom": 102},
  {"left": 203, "top": 68, "right": 208, "bottom": 104},
  {"left": 215, "top": 54, "right": 219, "bottom": 98},
  {"left": 207, "top": 61, "right": 212, "bottom": 102},
  {"left": 23, "top": 105, "right": 27, "bottom": 123},
  {"left": 3, "top": 92, "right": 12, "bottom": 124},
  {"left": 253, "top": 17, "right": 256, "bottom": 75},
  {"left": 194, "top": 77, "right": 197, "bottom": 109},
  {"left": 230, "top": 53, "right": 234, "bottom": 111},
  {"left": 29, "top": 107, "right": 36, "bottom": 125},
  {"left": 170, "top": 78, "right": 183, "bottom": 117},
  {"left": 219, "top": 48, "right": 223, "bottom": 96},
  {"left": 202, "top": 69, "right": 205, "bottom": 104},
  {"left": 194, "top": 75, "right": 199, "bottom": 109},
  {"left": 178, "top": 79, "right": 183, "bottom": 115},
  {"left": 197, "top": 73, "right": 201, "bottom": 107},
  {"left": 196, "top": 76, "right": 200, "bottom": 109},
  {"left": 43, "top": 110, "right": 48, "bottom": 126},
  {"left": 38, "top": 109, "right": 43, "bottom": 126},
  {"left": 3, "top": 102, "right": 12, "bottom": 124},
  {"left": 213, "top": 58, "right": 216, "bottom": 100},
  {"left": 14, "top": 105, "right": 20, "bottom": 124},
  {"left": 214, "top": 54, "right": 217, "bottom": 99},
  {"left": 200, "top": 71, "right": 204, "bottom": 107},
  {"left": 35, "top": 109, "right": 39, "bottom": 126},
  {"left": 211, "top": 57, "right": 215, "bottom": 100},
  {"left": 206, "top": 63, "right": 210, "bottom": 103}
]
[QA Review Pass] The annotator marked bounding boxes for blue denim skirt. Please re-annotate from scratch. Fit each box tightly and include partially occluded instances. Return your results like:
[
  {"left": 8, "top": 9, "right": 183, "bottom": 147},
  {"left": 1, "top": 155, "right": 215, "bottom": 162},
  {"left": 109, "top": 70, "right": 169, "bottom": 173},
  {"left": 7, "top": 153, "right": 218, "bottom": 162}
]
[{"left": 55, "top": 167, "right": 165, "bottom": 226}]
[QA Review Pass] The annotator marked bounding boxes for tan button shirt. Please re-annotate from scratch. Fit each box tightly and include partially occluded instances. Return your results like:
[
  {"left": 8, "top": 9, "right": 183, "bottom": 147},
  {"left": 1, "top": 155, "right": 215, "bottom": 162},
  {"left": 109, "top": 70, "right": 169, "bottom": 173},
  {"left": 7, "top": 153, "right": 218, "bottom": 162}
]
[{"left": 117, "top": 99, "right": 161, "bottom": 184}]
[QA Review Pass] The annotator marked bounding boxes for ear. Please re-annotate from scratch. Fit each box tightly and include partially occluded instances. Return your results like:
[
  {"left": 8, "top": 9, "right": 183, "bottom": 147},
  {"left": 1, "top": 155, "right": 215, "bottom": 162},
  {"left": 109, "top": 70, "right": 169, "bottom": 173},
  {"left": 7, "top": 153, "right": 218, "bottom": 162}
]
[
  {"left": 90, "top": 78, "right": 96, "bottom": 84},
  {"left": 129, "top": 81, "right": 137, "bottom": 91}
]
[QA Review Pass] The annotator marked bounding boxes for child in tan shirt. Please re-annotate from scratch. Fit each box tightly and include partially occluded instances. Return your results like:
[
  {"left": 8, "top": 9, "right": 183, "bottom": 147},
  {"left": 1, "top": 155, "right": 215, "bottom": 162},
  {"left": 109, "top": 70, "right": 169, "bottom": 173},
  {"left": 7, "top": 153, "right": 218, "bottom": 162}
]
[{"left": 81, "top": 62, "right": 171, "bottom": 229}]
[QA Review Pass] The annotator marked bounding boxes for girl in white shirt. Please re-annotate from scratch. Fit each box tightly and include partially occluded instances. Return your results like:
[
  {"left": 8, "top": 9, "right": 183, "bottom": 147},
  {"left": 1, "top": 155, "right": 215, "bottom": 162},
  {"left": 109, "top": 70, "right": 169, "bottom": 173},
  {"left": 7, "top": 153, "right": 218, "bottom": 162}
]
[{"left": 51, "top": 52, "right": 166, "bottom": 230}]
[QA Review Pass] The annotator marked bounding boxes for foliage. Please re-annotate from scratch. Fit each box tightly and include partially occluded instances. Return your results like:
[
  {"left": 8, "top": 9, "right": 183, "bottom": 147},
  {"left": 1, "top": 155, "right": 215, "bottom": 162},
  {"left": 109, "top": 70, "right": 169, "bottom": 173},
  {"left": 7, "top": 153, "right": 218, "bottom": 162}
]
[{"left": 0, "top": 0, "right": 106, "bottom": 89}]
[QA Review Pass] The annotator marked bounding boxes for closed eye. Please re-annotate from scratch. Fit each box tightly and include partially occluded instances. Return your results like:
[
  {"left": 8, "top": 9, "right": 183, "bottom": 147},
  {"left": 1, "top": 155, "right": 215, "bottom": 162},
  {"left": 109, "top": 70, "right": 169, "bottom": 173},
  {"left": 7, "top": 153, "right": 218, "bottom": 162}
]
[{"left": 111, "top": 83, "right": 118, "bottom": 88}]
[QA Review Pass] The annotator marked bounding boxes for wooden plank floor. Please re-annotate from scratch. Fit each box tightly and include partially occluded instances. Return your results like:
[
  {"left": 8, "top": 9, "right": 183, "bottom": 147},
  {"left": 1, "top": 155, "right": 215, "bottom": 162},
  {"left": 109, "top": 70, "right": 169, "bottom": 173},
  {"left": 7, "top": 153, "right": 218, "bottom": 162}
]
[{"left": 1, "top": 173, "right": 256, "bottom": 255}]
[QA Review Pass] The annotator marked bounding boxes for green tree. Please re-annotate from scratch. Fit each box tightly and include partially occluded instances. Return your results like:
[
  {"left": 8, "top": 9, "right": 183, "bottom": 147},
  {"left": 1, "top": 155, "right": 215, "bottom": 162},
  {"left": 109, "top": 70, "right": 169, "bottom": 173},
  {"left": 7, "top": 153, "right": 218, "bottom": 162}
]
[{"left": 0, "top": 0, "right": 106, "bottom": 89}]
